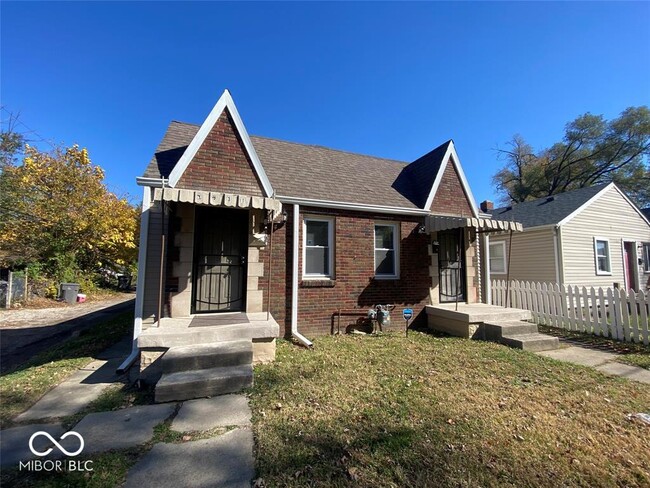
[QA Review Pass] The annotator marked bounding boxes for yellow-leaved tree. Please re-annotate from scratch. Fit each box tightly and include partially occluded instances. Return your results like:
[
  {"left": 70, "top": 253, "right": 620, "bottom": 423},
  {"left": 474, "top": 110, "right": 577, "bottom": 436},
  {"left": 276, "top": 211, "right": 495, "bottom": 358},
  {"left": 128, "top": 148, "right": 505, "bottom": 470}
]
[{"left": 0, "top": 143, "right": 139, "bottom": 292}]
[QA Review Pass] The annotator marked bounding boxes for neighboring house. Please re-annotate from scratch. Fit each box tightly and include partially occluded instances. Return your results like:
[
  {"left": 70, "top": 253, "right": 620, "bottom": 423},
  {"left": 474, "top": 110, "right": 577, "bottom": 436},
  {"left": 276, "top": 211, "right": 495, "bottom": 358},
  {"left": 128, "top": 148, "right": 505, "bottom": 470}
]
[
  {"left": 125, "top": 90, "right": 519, "bottom": 391},
  {"left": 483, "top": 184, "right": 650, "bottom": 298}
]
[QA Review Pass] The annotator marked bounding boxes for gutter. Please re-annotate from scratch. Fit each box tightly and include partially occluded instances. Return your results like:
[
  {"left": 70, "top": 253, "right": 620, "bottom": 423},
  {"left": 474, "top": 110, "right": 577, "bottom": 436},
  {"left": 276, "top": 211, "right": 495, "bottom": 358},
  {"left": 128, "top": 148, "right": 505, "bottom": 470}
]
[
  {"left": 291, "top": 203, "right": 313, "bottom": 348},
  {"left": 136, "top": 176, "right": 167, "bottom": 188},
  {"left": 117, "top": 185, "right": 152, "bottom": 373},
  {"left": 278, "top": 195, "right": 430, "bottom": 217}
]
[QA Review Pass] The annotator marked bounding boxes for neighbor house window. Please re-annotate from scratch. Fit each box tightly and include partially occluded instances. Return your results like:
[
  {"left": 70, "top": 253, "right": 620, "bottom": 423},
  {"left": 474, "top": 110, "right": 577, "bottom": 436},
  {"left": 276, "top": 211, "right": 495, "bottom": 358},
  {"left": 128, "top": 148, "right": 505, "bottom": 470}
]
[
  {"left": 374, "top": 223, "right": 399, "bottom": 278},
  {"left": 489, "top": 241, "right": 507, "bottom": 274},
  {"left": 643, "top": 243, "right": 650, "bottom": 273},
  {"left": 594, "top": 238, "right": 611, "bottom": 275},
  {"left": 303, "top": 217, "right": 334, "bottom": 278}
]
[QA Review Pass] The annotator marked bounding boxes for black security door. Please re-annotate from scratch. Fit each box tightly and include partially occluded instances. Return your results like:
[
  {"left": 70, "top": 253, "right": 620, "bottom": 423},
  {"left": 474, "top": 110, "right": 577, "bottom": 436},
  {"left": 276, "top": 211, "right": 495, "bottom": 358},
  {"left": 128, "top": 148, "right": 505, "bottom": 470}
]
[
  {"left": 438, "top": 229, "right": 466, "bottom": 303},
  {"left": 192, "top": 207, "right": 248, "bottom": 313}
]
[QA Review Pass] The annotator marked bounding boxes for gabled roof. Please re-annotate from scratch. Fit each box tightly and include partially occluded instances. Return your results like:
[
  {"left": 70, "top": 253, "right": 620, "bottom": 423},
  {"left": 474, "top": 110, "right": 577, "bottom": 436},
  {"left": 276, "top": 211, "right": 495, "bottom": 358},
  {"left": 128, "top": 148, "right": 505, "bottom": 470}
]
[
  {"left": 488, "top": 184, "right": 610, "bottom": 228},
  {"left": 142, "top": 92, "right": 478, "bottom": 214}
]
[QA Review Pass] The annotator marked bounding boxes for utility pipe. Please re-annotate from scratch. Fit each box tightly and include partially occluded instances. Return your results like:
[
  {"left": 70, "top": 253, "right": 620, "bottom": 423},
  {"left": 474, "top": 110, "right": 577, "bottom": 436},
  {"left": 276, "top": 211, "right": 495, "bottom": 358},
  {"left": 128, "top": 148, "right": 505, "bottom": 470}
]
[
  {"left": 117, "top": 185, "right": 152, "bottom": 373},
  {"left": 291, "top": 203, "right": 313, "bottom": 348}
]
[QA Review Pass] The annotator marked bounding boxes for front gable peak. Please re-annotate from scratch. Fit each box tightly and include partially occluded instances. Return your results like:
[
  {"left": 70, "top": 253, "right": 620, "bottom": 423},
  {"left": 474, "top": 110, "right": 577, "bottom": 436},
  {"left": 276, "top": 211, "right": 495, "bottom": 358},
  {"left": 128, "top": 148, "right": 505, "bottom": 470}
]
[{"left": 167, "top": 90, "right": 274, "bottom": 197}]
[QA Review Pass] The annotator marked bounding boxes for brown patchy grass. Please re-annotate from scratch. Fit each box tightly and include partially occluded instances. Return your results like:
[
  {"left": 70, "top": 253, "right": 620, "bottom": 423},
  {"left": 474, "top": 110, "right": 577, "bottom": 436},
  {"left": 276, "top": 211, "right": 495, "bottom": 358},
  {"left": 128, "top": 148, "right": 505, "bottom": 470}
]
[
  {"left": 250, "top": 332, "right": 650, "bottom": 487},
  {"left": 0, "top": 311, "right": 133, "bottom": 428}
]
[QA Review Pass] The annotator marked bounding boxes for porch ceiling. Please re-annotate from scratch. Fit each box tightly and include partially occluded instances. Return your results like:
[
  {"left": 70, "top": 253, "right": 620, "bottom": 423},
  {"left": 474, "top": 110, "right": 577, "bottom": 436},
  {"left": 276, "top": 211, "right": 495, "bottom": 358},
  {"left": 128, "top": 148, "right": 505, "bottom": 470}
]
[
  {"left": 153, "top": 187, "right": 282, "bottom": 213},
  {"left": 426, "top": 215, "right": 523, "bottom": 233}
]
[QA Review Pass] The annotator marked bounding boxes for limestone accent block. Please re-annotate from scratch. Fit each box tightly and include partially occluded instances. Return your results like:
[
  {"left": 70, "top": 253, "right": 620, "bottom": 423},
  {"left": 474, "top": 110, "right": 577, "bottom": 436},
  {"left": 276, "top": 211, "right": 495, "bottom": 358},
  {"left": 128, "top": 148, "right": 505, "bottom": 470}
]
[
  {"left": 252, "top": 338, "right": 276, "bottom": 364},
  {"left": 171, "top": 291, "right": 191, "bottom": 318},
  {"left": 247, "top": 277, "right": 259, "bottom": 291},
  {"left": 248, "top": 262, "right": 264, "bottom": 278},
  {"left": 248, "top": 248, "right": 259, "bottom": 263},
  {"left": 246, "top": 290, "right": 263, "bottom": 313},
  {"left": 139, "top": 348, "right": 168, "bottom": 385}
]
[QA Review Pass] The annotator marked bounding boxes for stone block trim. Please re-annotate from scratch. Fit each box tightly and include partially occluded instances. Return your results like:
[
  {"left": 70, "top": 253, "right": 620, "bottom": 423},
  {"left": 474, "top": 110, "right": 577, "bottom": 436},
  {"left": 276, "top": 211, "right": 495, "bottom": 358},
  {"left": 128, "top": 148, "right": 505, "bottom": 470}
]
[
  {"left": 430, "top": 157, "right": 474, "bottom": 216},
  {"left": 177, "top": 109, "right": 265, "bottom": 196}
]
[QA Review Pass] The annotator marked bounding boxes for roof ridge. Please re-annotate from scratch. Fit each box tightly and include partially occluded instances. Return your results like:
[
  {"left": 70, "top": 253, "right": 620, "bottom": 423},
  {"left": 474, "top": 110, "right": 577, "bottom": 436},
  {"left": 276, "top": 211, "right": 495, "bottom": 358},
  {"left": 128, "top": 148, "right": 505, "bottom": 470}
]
[
  {"left": 165, "top": 120, "right": 408, "bottom": 165},
  {"left": 492, "top": 183, "right": 609, "bottom": 211},
  {"left": 250, "top": 134, "right": 408, "bottom": 165}
]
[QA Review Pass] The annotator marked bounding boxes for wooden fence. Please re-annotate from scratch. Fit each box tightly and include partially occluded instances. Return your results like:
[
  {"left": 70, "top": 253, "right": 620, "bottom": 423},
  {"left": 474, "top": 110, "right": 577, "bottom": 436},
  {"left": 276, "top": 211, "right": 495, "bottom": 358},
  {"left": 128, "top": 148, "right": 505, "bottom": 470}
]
[{"left": 491, "top": 280, "right": 649, "bottom": 345}]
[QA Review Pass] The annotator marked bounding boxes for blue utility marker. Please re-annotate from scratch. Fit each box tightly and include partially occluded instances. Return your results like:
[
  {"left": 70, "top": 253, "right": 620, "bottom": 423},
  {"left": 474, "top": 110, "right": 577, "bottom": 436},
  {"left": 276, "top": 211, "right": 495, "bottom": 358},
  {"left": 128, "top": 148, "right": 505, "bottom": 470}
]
[{"left": 403, "top": 308, "right": 413, "bottom": 321}]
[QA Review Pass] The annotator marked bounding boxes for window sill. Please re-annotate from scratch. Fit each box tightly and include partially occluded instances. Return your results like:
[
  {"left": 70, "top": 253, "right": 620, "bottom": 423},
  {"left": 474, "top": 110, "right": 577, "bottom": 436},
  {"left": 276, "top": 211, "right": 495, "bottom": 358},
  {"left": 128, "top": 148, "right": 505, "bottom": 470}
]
[
  {"left": 301, "top": 280, "right": 336, "bottom": 288},
  {"left": 373, "top": 275, "right": 400, "bottom": 281},
  {"left": 595, "top": 271, "right": 612, "bottom": 276}
]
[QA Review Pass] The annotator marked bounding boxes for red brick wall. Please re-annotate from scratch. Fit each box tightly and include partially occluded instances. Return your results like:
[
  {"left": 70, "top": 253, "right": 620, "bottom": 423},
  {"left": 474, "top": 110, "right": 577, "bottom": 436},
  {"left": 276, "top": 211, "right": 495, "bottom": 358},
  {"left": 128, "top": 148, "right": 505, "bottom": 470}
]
[
  {"left": 259, "top": 207, "right": 432, "bottom": 337},
  {"left": 176, "top": 109, "right": 264, "bottom": 196},
  {"left": 430, "top": 157, "right": 474, "bottom": 216}
]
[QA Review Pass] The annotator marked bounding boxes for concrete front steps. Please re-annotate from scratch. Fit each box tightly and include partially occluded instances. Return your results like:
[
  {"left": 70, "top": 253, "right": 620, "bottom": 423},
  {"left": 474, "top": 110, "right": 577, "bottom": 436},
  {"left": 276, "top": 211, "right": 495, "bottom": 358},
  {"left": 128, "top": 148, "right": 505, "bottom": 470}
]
[
  {"left": 426, "top": 304, "right": 559, "bottom": 352},
  {"left": 482, "top": 321, "right": 560, "bottom": 352},
  {"left": 155, "top": 339, "right": 253, "bottom": 403}
]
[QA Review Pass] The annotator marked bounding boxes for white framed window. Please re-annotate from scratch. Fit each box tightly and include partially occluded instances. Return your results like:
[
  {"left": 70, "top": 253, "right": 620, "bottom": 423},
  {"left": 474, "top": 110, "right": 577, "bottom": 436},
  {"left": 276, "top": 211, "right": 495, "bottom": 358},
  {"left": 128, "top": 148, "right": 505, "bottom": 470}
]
[
  {"left": 489, "top": 241, "right": 507, "bottom": 274},
  {"left": 643, "top": 243, "right": 650, "bottom": 273},
  {"left": 303, "top": 217, "right": 334, "bottom": 278},
  {"left": 374, "top": 223, "right": 399, "bottom": 279},
  {"left": 594, "top": 237, "right": 611, "bottom": 275}
]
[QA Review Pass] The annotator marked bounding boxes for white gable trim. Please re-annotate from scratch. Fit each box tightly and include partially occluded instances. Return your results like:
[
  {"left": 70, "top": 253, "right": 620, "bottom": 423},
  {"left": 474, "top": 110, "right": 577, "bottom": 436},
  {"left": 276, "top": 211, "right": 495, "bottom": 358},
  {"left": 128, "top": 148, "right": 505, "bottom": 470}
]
[
  {"left": 167, "top": 90, "right": 274, "bottom": 197},
  {"left": 423, "top": 141, "right": 479, "bottom": 218},
  {"left": 554, "top": 182, "right": 650, "bottom": 227}
]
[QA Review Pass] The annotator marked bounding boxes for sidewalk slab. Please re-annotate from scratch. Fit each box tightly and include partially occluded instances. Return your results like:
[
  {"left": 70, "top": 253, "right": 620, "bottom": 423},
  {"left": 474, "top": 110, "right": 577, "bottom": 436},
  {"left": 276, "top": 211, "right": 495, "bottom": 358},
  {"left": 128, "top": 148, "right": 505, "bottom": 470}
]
[
  {"left": 172, "top": 395, "right": 251, "bottom": 432},
  {"left": 0, "top": 423, "right": 64, "bottom": 468},
  {"left": 595, "top": 362, "right": 650, "bottom": 385},
  {"left": 124, "top": 428, "right": 254, "bottom": 488},
  {"left": 537, "top": 346, "right": 619, "bottom": 367},
  {"left": 15, "top": 358, "right": 124, "bottom": 422},
  {"left": 62, "top": 403, "right": 176, "bottom": 454}
]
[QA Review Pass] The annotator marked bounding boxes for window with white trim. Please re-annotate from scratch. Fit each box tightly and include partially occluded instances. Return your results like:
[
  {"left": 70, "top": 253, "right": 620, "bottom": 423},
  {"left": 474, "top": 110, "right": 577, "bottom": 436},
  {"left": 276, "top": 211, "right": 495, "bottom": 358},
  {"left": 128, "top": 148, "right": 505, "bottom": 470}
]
[
  {"left": 303, "top": 218, "right": 334, "bottom": 278},
  {"left": 594, "top": 238, "right": 611, "bottom": 275},
  {"left": 643, "top": 243, "right": 650, "bottom": 273},
  {"left": 489, "top": 241, "right": 507, "bottom": 274},
  {"left": 374, "top": 223, "right": 399, "bottom": 278}
]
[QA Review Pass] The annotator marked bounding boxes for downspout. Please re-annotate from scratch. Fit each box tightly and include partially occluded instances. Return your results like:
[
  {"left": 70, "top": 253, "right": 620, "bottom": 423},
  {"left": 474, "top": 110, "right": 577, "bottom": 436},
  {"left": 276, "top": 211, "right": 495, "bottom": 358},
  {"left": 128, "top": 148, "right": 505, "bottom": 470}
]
[
  {"left": 291, "top": 203, "right": 313, "bottom": 348},
  {"left": 118, "top": 185, "right": 152, "bottom": 373}
]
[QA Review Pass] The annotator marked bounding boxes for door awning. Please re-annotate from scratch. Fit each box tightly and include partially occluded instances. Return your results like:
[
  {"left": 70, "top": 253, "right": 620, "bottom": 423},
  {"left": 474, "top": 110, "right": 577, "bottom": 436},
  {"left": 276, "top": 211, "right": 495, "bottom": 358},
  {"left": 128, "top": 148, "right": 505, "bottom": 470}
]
[
  {"left": 153, "top": 187, "right": 282, "bottom": 213},
  {"left": 426, "top": 215, "right": 523, "bottom": 233}
]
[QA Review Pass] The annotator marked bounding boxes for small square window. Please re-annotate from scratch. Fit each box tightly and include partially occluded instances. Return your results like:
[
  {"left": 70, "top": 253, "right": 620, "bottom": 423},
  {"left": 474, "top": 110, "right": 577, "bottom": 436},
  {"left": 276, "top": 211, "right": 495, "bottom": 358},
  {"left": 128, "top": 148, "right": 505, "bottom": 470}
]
[
  {"left": 374, "top": 223, "right": 399, "bottom": 278},
  {"left": 594, "top": 238, "right": 611, "bottom": 275}
]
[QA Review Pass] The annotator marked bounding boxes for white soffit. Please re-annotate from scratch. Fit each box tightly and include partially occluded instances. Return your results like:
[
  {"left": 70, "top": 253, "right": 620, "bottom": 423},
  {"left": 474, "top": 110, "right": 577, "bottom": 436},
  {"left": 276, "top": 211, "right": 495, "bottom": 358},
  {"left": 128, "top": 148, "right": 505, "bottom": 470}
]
[{"left": 167, "top": 90, "right": 274, "bottom": 197}]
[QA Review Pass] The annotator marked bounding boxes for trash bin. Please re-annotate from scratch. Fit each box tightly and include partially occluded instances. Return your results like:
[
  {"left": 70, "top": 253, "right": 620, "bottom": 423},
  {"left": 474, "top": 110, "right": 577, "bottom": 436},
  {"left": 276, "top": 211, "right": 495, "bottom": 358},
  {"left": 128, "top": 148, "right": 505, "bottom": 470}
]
[
  {"left": 60, "top": 283, "right": 80, "bottom": 304},
  {"left": 117, "top": 275, "right": 131, "bottom": 290}
]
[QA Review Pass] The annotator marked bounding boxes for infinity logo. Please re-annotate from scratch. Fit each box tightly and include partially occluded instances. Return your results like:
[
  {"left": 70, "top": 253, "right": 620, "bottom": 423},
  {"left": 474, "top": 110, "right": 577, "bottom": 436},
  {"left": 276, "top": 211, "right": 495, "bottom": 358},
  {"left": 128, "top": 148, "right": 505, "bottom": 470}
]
[{"left": 29, "top": 431, "right": 85, "bottom": 457}]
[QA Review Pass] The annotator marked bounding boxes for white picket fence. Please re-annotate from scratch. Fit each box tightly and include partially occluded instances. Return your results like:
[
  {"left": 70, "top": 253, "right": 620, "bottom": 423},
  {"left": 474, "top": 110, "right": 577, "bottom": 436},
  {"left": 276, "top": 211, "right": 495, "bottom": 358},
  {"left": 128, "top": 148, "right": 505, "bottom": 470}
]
[{"left": 491, "top": 280, "right": 650, "bottom": 345}]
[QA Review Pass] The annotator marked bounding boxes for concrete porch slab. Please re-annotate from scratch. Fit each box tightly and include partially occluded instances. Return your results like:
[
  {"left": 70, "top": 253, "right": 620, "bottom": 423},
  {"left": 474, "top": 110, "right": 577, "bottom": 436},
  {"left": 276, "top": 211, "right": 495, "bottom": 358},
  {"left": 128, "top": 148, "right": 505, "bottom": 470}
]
[
  {"left": 426, "top": 303, "right": 532, "bottom": 339},
  {"left": 138, "top": 313, "right": 279, "bottom": 349}
]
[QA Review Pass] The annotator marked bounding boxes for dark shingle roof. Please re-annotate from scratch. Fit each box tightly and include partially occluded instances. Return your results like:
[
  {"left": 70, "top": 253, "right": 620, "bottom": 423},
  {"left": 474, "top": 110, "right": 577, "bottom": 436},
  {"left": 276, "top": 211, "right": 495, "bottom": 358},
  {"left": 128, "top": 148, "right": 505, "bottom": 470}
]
[
  {"left": 143, "top": 121, "right": 453, "bottom": 209},
  {"left": 488, "top": 184, "right": 608, "bottom": 228},
  {"left": 642, "top": 208, "right": 650, "bottom": 221}
]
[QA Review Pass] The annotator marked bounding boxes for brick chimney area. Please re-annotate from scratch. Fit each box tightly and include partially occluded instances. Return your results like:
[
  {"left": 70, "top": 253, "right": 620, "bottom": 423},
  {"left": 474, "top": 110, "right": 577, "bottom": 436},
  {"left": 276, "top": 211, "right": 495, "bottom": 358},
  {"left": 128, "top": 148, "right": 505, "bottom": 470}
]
[{"left": 480, "top": 200, "right": 494, "bottom": 212}]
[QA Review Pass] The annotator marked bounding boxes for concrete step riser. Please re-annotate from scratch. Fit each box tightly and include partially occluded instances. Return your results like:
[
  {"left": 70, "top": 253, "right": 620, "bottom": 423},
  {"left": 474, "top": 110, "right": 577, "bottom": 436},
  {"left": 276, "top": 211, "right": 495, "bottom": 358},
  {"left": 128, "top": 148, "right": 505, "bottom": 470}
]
[
  {"left": 156, "top": 373, "right": 253, "bottom": 403},
  {"left": 162, "top": 349, "right": 252, "bottom": 374},
  {"left": 482, "top": 322, "right": 539, "bottom": 341},
  {"left": 500, "top": 336, "right": 560, "bottom": 353},
  {"left": 139, "top": 324, "right": 277, "bottom": 349}
]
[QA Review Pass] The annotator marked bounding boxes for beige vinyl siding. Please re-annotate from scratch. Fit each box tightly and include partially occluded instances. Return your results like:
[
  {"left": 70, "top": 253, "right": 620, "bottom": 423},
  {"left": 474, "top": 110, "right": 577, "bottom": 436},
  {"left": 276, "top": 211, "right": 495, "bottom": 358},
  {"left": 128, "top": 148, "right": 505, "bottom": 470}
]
[
  {"left": 560, "top": 186, "right": 650, "bottom": 290},
  {"left": 489, "top": 227, "right": 557, "bottom": 284},
  {"left": 142, "top": 200, "right": 168, "bottom": 326}
]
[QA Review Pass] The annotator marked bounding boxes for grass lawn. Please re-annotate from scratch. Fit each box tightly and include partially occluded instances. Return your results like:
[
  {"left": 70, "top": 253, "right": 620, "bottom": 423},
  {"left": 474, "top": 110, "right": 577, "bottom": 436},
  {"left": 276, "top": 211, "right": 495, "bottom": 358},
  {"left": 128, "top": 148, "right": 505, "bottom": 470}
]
[
  {"left": 0, "top": 311, "right": 134, "bottom": 428},
  {"left": 250, "top": 331, "right": 650, "bottom": 487}
]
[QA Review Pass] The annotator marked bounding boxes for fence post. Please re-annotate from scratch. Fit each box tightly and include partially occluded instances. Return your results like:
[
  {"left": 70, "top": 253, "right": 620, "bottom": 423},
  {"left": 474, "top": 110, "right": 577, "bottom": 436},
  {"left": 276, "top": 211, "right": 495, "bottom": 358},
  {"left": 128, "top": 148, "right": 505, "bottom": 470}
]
[{"left": 6, "top": 271, "right": 12, "bottom": 309}]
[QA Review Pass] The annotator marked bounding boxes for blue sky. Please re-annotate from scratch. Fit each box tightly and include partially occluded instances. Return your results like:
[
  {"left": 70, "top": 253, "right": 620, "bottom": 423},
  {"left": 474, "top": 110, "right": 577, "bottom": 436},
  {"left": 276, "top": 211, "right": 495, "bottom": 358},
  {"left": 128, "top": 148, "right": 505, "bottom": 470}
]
[{"left": 2, "top": 1, "right": 649, "bottom": 205}]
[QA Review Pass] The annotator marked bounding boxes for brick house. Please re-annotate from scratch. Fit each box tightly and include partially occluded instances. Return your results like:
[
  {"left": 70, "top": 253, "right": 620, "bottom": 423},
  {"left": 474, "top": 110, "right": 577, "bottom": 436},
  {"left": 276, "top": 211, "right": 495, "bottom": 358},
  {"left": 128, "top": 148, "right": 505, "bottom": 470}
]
[{"left": 123, "top": 90, "right": 527, "bottom": 401}]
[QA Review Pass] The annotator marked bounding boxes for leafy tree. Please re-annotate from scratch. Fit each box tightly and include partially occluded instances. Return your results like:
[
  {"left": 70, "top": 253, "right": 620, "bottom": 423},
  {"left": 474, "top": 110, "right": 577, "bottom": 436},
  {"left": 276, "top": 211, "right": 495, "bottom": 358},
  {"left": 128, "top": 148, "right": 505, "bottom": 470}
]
[
  {"left": 493, "top": 106, "right": 650, "bottom": 207},
  {"left": 0, "top": 110, "right": 25, "bottom": 170},
  {"left": 0, "top": 143, "right": 139, "bottom": 286}
]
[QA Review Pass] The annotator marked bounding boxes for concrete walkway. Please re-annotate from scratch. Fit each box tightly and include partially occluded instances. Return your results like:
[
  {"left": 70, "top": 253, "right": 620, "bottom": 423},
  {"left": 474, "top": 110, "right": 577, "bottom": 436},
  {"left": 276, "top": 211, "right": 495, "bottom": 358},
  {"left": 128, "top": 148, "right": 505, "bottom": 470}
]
[
  {"left": 14, "top": 335, "right": 132, "bottom": 422},
  {"left": 1, "top": 394, "right": 255, "bottom": 487},
  {"left": 537, "top": 344, "right": 650, "bottom": 385}
]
